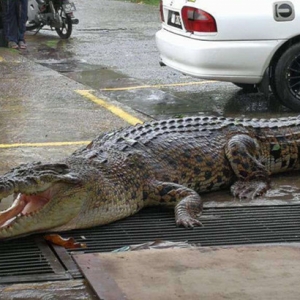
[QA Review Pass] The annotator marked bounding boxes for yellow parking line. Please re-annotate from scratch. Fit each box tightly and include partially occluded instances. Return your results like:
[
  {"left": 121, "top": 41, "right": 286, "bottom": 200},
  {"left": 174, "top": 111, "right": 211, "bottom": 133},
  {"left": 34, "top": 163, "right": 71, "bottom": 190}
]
[
  {"left": 0, "top": 141, "right": 90, "bottom": 149},
  {"left": 3, "top": 80, "right": 201, "bottom": 149},
  {"left": 75, "top": 90, "right": 143, "bottom": 125},
  {"left": 100, "top": 80, "right": 216, "bottom": 91},
  {"left": 2, "top": 80, "right": 201, "bottom": 149},
  {"left": 0, "top": 90, "right": 143, "bottom": 149}
]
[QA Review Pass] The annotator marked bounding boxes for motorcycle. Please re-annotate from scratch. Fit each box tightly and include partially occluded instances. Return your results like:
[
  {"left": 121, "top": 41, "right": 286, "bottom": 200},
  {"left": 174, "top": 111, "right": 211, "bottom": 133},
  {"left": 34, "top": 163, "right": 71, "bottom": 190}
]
[{"left": 26, "top": 0, "right": 79, "bottom": 39}]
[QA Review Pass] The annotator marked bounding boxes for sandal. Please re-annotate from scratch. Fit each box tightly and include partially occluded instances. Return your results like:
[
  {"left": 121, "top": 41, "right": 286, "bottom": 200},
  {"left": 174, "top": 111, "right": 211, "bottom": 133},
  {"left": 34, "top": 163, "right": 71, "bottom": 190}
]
[
  {"left": 8, "top": 41, "right": 19, "bottom": 49},
  {"left": 19, "top": 41, "right": 27, "bottom": 49}
]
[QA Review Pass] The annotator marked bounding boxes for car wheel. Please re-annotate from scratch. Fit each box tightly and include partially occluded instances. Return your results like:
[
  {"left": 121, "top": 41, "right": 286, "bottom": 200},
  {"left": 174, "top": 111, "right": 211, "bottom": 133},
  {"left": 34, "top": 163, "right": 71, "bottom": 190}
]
[
  {"left": 274, "top": 43, "right": 300, "bottom": 111},
  {"left": 232, "top": 83, "right": 258, "bottom": 93}
]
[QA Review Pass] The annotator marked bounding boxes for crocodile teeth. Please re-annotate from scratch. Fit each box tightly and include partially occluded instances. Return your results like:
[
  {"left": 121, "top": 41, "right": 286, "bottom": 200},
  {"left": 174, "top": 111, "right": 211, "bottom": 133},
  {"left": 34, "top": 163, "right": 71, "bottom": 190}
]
[
  {"left": 0, "top": 194, "right": 26, "bottom": 227},
  {"left": 0, "top": 193, "right": 50, "bottom": 228}
]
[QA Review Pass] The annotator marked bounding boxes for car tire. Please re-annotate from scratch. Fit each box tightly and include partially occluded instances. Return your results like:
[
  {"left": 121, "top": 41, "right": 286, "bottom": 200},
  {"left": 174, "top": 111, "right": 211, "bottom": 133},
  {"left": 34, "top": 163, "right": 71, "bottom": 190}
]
[
  {"left": 273, "top": 43, "right": 300, "bottom": 111},
  {"left": 232, "top": 83, "right": 258, "bottom": 93}
]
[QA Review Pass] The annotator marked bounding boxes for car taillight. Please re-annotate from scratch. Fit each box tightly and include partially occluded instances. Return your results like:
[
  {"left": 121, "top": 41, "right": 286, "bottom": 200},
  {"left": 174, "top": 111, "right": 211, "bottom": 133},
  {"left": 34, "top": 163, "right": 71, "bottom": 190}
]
[
  {"left": 181, "top": 7, "right": 217, "bottom": 33},
  {"left": 160, "top": 0, "right": 164, "bottom": 22}
]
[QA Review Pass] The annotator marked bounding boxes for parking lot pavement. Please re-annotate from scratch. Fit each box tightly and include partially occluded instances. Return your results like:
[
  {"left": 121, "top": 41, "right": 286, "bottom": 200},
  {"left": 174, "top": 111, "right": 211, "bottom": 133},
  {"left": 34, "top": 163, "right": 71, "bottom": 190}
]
[{"left": 0, "top": 48, "right": 147, "bottom": 174}]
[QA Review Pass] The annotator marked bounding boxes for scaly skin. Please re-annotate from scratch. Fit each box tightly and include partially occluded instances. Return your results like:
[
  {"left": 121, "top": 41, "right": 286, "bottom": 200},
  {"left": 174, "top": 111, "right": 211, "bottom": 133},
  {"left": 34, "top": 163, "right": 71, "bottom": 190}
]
[{"left": 1, "top": 115, "right": 300, "bottom": 239}]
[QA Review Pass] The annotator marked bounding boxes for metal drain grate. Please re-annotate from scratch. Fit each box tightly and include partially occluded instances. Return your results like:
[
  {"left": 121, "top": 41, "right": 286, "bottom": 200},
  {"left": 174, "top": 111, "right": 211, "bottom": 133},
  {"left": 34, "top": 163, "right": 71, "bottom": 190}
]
[
  {"left": 0, "top": 237, "right": 71, "bottom": 284},
  {"left": 1, "top": 204, "right": 300, "bottom": 283},
  {"left": 61, "top": 204, "right": 300, "bottom": 253}
]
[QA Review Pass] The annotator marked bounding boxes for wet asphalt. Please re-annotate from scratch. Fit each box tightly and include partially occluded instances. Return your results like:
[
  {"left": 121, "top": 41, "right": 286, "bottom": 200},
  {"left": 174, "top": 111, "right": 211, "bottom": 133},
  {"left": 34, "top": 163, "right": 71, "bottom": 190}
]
[{"left": 17, "top": 0, "right": 300, "bottom": 119}]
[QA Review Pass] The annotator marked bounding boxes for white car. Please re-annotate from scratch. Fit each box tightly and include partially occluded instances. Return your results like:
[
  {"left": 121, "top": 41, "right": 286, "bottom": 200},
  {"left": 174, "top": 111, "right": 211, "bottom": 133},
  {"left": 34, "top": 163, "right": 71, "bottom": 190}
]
[{"left": 155, "top": 0, "right": 300, "bottom": 111}]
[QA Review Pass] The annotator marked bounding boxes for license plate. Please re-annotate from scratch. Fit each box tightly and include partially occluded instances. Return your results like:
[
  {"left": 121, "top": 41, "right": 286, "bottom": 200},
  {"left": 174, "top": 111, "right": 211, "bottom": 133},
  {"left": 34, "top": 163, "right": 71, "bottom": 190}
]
[
  {"left": 62, "top": 2, "right": 76, "bottom": 13},
  {"left": 167, "top": 10, "right": 182, "bottom": 29}
]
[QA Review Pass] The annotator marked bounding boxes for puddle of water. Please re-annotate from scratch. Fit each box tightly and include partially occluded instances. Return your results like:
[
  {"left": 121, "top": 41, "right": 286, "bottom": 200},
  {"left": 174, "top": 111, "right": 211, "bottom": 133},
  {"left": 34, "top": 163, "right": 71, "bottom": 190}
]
[
  {"left": 100, "top": 88, "right": 294, "bottom": 120},
  {"left": 167, "top": 90, "right": 289, "bottom": 118},
  {"left": 23, "top": 35, "right": 73, "bottom": 61},
  {"left": 39, "top": 60, "right": 142, "bottom": 90},
  {"left": 66, "top": 67, "right": 137, "bottom": 90}
]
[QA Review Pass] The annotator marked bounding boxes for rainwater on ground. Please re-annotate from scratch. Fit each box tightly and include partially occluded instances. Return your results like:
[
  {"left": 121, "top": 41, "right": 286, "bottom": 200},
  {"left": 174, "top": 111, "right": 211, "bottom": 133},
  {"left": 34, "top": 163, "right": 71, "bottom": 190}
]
[{"left": 22, "top": 32, "right": 295, "bottom": 120}]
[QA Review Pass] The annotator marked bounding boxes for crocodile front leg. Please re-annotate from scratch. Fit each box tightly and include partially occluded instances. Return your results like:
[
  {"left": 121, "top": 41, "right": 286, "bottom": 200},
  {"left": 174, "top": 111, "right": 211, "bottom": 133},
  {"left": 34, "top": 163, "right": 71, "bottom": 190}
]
[
  {"left": 144, "top": 180, "right": 203, "bottom": 227},
  {"left": 225, "top": 134, "right": 270, "bottom": 199}
]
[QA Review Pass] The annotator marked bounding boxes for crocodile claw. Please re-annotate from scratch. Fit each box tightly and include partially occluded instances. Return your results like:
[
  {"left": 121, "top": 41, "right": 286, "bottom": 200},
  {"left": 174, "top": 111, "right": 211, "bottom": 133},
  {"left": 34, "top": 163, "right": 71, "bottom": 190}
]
[
  {"left": 176, "top": 217, "right": 202, "bottom": 228},
  {"left": 231, "top": 180, "right": 270, "bottom": 200}
]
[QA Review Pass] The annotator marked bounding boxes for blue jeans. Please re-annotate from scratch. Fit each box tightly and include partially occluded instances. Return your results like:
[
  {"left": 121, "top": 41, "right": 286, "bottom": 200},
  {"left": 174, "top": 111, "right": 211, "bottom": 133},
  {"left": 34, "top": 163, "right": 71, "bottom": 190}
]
[{"left": 3, "top": 0, "right": 28, "bottom": 43}]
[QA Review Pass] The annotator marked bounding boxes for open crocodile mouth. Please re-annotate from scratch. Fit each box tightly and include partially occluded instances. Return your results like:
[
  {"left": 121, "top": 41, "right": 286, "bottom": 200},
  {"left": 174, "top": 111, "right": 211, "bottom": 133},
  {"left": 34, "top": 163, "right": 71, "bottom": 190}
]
[{"left": 0, "top": 192, "right": 51, "bottom": 228}]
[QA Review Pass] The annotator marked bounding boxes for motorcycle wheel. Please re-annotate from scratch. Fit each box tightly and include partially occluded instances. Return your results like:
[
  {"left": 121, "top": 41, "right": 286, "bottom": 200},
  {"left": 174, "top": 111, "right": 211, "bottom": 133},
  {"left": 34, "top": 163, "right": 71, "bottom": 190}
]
[
  {"left": 55, "top": 11, "right": 72, "bottom": 39},
  {"left": 26, "top": 21, "right": 39, "bottom": 31}
]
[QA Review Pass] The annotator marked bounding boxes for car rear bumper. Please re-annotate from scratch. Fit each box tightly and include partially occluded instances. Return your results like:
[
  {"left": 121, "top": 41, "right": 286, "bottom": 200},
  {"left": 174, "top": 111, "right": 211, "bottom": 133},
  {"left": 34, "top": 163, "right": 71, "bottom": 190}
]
[{"left": 155, "top": 28, "right": 283, "bottom": 84}]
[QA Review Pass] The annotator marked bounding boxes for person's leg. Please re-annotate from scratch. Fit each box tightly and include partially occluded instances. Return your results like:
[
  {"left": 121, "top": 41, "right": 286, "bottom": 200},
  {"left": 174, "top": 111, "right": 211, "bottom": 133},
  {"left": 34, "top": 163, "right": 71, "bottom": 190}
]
[
  {"left": 3, "top": 0, "right": 18, "bottom": 46},
  {"left": 1, "top": 0, "right": 8, "bottom": 46},
  {"left": 18, "top": 0, "right": 27, "bottom": 46}
]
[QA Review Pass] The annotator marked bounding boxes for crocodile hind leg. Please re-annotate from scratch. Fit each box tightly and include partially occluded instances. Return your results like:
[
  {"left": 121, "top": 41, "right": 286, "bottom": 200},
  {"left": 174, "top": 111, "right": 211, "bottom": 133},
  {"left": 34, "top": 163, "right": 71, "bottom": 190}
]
[
  {"left": 225, "top": 134, "right": 270, "bottom": 199},
  {"left": 144, "top": 180, "right": 203, "bottom": 228}
]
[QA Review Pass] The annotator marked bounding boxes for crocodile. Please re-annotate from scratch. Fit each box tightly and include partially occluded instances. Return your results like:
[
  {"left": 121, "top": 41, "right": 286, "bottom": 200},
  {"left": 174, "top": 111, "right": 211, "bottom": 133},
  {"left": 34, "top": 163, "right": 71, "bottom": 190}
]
[{"left": 0, "top": 115, "right": 299, "bottom": 239}]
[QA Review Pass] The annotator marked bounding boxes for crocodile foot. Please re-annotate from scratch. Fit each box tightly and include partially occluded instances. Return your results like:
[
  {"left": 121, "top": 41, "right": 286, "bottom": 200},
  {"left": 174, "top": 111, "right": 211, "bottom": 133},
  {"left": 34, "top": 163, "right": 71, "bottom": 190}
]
[
  {"left": 231, "top": 180, "right": 270, "bottom": 200},
  {"left": 176, "top": 216, "right": 202, "bottom": 228}
]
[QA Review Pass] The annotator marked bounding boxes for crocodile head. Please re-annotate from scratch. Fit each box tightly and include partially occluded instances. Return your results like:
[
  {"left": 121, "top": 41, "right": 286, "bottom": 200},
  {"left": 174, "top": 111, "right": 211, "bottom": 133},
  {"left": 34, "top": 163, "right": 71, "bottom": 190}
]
[{"left": 0, "top": 162, "right": 82, "bottom": 239}]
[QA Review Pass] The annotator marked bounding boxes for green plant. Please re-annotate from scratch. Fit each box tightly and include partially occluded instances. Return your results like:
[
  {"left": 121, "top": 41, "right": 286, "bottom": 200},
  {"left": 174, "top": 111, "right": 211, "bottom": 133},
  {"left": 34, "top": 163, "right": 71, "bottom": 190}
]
[{"left": 128, "top": 0, "right": 160, "bottom": 5}]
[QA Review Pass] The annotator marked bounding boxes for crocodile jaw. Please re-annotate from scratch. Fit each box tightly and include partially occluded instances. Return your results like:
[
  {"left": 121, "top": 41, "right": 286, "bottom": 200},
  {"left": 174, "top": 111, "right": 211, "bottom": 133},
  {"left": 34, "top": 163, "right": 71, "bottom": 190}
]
[{"left": 0, "top": 183, "right": 84, "bottom": 239}]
